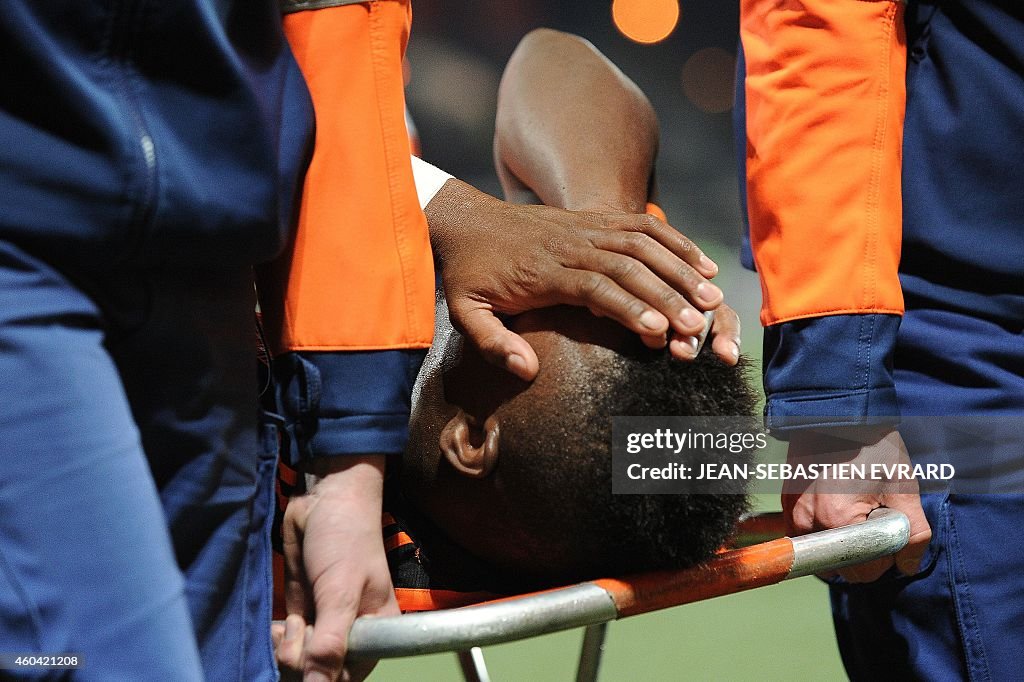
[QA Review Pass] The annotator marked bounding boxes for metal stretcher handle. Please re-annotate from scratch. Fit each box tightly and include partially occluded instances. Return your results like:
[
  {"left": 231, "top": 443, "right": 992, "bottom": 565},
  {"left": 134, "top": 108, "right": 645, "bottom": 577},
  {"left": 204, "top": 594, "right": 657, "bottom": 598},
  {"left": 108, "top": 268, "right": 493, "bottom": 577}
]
[{"left": 347, "top": 508, "right": 909, "bottom": 659}]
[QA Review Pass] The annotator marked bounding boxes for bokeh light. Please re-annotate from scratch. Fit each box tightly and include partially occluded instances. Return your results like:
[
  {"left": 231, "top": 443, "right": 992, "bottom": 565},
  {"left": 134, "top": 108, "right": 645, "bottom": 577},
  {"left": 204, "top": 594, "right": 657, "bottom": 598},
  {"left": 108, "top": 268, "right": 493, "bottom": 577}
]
[
  {"left": 611, "top": 0, "right": 681, "bottom": 45},
  {"left": 681, "top": 47, "right": 736, "bottom": 114}
]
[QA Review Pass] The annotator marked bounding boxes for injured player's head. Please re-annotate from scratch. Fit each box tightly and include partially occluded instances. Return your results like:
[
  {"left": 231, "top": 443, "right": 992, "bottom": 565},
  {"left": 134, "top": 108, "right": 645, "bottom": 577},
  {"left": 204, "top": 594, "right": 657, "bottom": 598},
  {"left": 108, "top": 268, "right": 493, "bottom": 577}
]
[{"left": 397, "top": 294, "right": 757, "bottom": 592}]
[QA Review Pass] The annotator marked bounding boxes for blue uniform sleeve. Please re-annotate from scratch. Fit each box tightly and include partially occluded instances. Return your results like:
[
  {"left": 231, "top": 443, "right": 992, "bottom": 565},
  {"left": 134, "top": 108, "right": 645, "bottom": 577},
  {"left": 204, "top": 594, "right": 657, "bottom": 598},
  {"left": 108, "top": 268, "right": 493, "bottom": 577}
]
[
  {"left": 272, "top": 349, "right": 427, "bottom": 466},
  {"left": 762, "top": 314, "right": 901, "bottom": 434}
]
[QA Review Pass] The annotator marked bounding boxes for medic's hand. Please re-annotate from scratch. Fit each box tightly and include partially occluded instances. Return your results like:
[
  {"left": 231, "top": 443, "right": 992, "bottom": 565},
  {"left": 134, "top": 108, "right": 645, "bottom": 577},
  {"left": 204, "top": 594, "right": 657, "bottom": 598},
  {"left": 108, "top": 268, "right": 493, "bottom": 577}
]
[
  {"left": 425, "top": 179, "right": 727, "bottom": 381},
  {"left": 782, "top": 428, "right": 932, "bottom": 582},
  {"left": 274, "top": 455, "right": 398, "bottom": 682}
]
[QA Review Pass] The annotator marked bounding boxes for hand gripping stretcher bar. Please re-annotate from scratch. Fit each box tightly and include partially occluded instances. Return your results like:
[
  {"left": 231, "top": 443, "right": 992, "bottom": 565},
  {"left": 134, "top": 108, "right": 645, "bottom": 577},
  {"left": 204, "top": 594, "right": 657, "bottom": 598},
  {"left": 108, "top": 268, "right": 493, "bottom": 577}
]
[{"left": 339, "top": 508, "right": 909, "bottom": 682}]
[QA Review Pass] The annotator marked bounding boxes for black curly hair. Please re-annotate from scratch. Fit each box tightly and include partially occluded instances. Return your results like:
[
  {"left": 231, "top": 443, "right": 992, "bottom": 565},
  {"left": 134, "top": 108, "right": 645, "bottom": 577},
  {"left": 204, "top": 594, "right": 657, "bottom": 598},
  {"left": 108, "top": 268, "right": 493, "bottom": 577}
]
[{"left": 469, "top": 344, "right": 759, "bottom": 588}]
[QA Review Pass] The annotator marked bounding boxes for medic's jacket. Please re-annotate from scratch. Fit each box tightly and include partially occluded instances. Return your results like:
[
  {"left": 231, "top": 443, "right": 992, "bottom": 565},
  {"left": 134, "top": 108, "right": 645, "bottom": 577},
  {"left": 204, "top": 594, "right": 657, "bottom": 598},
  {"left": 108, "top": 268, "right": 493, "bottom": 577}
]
[
  {"left": 262, "top": 0, "right": 434, "bottom": 462},
  {"left": 1, "top": 0, "right": 434, "bottom": 460},
  {"left": 737, "top": 0, "right": 1024, "bottom": 427},
  {"left": 0, "top": 0, "right": 312, "bottom": 268}
]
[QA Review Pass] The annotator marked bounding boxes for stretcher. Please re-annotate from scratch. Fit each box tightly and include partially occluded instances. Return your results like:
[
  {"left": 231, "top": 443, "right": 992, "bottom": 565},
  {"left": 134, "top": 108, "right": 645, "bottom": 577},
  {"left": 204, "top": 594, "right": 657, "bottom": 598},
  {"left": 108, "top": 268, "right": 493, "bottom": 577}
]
[{"left": 344, "top": 508, "right": 909, "bottom": 682}]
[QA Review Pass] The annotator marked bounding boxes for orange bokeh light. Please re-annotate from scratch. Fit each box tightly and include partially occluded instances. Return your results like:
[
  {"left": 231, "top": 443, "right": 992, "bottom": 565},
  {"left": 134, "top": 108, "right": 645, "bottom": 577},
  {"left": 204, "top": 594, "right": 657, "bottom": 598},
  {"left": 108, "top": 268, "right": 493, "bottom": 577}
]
[
  {"left": 681, "top": 47, "right": 736, "bottom": 114},
  {"left": 612, "top": 0, "right": 681, "bottom": 45}
]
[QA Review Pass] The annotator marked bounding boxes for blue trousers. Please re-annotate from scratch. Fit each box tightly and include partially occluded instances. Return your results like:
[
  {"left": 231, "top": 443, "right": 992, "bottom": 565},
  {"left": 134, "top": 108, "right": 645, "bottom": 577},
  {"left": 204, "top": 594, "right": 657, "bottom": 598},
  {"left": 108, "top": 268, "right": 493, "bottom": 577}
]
[
  {"left": 831, "top": 492, "right": 1024, "bottom": 681},
  {"left": 0, "top": 240, "right": 278, "bottom": 680},
  {"left": 830, "top": 308, "right": 1024, "bottom": 681},
  {"left": 828, "top": 2, "right": 1024, "bottom": 679}
]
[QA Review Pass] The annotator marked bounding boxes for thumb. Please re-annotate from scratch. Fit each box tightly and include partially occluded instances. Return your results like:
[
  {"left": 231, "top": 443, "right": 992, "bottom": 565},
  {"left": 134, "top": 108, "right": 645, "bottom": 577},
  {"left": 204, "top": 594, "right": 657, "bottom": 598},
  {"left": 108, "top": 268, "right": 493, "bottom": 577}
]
[{"left": 451, "top": 305, "right": 539, "bottom": 381}]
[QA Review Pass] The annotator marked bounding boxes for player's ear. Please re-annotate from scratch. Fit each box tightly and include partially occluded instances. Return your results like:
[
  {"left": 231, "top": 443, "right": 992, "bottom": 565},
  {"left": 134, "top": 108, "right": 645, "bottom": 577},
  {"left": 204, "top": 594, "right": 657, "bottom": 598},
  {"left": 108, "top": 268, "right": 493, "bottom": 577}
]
[{"left": 439, "top": 409, "right": 499, "bottom": 478}]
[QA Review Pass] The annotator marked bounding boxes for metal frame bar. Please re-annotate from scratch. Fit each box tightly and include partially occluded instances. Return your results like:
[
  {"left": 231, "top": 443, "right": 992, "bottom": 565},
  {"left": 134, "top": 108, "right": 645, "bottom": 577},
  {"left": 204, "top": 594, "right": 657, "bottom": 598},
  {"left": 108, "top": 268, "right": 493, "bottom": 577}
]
[
  {"left": 347, "top": 509, "right": 909, "bottom": 660},
  {"left": 574, "top": 623, "right": 609, "bottom": 682},
  {"left": 456, "top": 647, "right": 491, "bottom": 682}
]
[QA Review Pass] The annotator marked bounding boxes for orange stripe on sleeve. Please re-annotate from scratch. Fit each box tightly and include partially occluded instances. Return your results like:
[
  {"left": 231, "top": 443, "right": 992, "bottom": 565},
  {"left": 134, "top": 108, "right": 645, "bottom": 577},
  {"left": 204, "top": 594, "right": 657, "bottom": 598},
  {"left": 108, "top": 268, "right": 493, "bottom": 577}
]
[
  {"left": 262, "top": 1, "right": 434, "bottom": 353},
  {"left": 741, "top": 0, "right": 906, "bottom": 325}
]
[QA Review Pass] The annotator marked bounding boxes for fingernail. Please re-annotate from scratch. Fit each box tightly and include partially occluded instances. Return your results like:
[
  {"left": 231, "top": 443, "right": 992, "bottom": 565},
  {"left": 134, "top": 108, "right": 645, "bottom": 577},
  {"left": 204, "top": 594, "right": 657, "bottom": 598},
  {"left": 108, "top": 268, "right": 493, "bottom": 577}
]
[
  {"left": 696, "top": 283, "right": 722, "bottom": 305},
  {"left": 678, "top": 336, "right": 699, "bottom": 355},
  {"left": 284, "top": 617, "right": 299, "bottom": 642},
  {"left": 898, "top": 558, "right": 921, "bottom": 575},
  {"left": 730, "top": 342, "right": 740, "bottom": 362},
  {"left": 642, "top": 333, "right": 668, "bottom": 349},
  {"left": 304, "top": 672, "right": 330, "bottom": 682},
  {"left": 699, "top": 253, "right": 718, "bottom": 275},
  {"left": 680, "top": 308, "right": 704, "bottom": 329},
  {"left": 639, "top": 310, "right": 664, "bottom": 331},
  {"left": 506, "top": 354, "right": 528, "bottom": 376}
]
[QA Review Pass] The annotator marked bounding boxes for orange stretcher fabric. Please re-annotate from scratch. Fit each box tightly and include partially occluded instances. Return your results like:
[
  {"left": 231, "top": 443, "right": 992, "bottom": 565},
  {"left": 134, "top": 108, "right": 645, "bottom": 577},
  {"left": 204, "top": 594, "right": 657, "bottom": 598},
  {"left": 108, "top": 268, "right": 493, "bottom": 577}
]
[
  {"left": 263, "top": 0, "right": 434, "bottom": 353},
  {"left": 741, "top": 0, "right": 906, "bottom": 326},
  {"left": 594, "top": 537, "right": 796, "bottom": 617},
  {"left": 394, "top": 588, "right": 500, "bottom": 613}
]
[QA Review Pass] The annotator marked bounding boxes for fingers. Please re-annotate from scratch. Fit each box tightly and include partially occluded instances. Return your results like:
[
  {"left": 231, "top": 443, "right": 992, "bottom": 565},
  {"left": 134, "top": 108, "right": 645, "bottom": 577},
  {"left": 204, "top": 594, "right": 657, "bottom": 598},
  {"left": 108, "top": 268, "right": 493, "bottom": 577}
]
[
  {"left": 438, "top": 201, "right": 734, "bottom": 367},
  {"left": 275, "top": 614, "right": 310, "bottom": 675},
  {"left": 583, "top": 228, "right": 722, "bottom": 331},
  {"left": 301, "top": 592, "right": 355, "bottom": 682},
  {"left": 835, "top": 499, "right": 933, "bottom": 577},
  {"left": 594, "top": 212, "right": 719, "bottom": 279},
  {"left": 640, "top": 331, "right": 669, "bottom": 350},
  {"left": 786, "top": 495, "right": 931, "bottom": 582},
  {"left": 569, "top": 245, "right": 711, "bottom": 341},
  {"left": 340, "top": 593, "right": 400, "bottom": 682},
  {"left": 448, "top": 304, "right": 540, "bottom": 380},
  {"left": 838, "top": 502, "right": 931, "bottom": 581},
  {"left": 783, "top": 431, "right": 933, "bottom": 583},
  {"left": 556, "top": 267, "right": 690, "bottom": 342},
  {"left": 304, "top": 580, "right": 400, "bottom": 682},
  {"left": 781, "top": 489, "right": 815, "bottom": 537},
  {"left": 272, "top": 621, "right": 285, "bottom": 651},
  {"left": 887, "top": 495, "right": 933, "bottom": 576},
  {"left": 707, "top": 305, "right": 742, "bottom": 366},
  {"left": 838, "top": 556, "right": 894, "bottom": 583},
  {"left": 783, "top": 489, "right": 890, "bottom": 582},
  {"left": 282, "top": 498, "right": 314, "bottom": 620}
]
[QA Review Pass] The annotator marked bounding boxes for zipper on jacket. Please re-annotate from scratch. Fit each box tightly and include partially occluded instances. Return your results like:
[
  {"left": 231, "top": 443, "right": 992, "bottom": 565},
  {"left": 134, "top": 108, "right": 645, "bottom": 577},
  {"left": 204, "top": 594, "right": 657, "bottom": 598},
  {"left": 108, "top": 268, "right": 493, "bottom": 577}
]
[{"left": 107, "top": 0, "right": 158, "bottom": 257}]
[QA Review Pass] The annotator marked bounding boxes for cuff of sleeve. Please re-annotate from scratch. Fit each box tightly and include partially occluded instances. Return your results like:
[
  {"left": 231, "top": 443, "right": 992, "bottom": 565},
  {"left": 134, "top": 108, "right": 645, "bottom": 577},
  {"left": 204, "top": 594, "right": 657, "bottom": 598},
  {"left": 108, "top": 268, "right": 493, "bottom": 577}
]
[
  {"left": 307, "top": 414, "right": 411, "bottom": 457},
  {"left": 411, "top": 155, "right": 454, "bottom": 209},
  {"left": 272, "top": 349, "right": 427, "bottom": 465},
  {"left": 763, "top": 314, "right": 901, "bottom": 434}
]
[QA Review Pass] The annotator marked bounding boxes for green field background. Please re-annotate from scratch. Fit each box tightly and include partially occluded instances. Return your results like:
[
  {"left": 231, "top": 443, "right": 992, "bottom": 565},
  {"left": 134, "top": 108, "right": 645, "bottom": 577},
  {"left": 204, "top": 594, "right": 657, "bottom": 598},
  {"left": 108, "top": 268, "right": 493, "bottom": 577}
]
[{"left": 376, "top": 246, "right": 849, "bottom": 681}]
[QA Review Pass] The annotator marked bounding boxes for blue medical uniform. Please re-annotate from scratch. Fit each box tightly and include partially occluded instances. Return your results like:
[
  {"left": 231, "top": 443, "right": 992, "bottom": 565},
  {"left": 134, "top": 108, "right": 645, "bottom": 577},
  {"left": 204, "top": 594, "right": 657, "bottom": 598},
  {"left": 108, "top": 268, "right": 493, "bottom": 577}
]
[
  {"left": 829, "top": 3, "right": 1024, "bottom": 680},
  {"left": 737, "top": 0, "right": 1024, "bottom": 678},
  {"left": 0, "top": 1, "right": 419, "bottom": 679}
]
